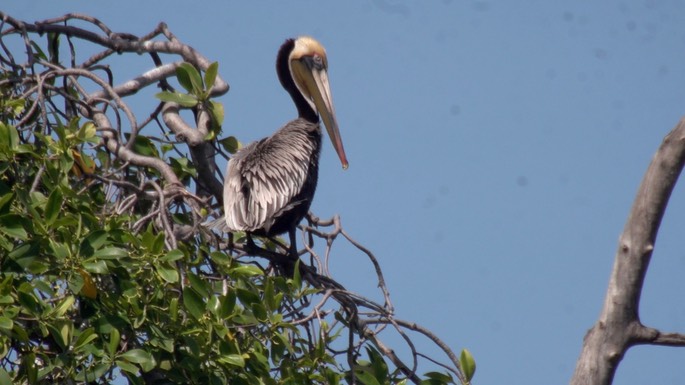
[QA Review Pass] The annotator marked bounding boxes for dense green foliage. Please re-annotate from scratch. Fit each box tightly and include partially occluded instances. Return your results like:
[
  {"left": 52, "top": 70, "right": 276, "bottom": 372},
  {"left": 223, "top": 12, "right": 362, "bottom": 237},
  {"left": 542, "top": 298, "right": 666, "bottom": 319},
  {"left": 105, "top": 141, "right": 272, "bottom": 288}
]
[{"left": 0, "top": 63, "right": 350, "bottom": 385}]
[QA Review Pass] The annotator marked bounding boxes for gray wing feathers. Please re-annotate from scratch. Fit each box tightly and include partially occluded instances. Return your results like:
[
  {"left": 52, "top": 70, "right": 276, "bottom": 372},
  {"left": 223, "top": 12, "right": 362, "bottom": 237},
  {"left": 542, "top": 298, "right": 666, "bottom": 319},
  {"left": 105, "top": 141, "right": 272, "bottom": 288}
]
[{"left": 223, "top": 125, "right": 315, "bottom": 232}]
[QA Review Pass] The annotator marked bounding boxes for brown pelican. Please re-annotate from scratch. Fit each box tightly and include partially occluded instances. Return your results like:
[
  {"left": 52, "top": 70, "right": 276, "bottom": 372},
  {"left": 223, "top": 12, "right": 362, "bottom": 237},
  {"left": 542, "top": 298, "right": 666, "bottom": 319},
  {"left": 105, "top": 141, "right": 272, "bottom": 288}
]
[{"left": 221, "top": 36, "right": 348, "bottom": 257}]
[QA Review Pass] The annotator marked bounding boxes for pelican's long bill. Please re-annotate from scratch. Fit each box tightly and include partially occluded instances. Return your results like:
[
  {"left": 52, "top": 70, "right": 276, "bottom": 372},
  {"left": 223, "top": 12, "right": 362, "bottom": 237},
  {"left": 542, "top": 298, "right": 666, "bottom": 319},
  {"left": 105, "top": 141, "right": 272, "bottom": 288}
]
[{"left": 291, "top": 54, "right": 349, "bottom": 169}]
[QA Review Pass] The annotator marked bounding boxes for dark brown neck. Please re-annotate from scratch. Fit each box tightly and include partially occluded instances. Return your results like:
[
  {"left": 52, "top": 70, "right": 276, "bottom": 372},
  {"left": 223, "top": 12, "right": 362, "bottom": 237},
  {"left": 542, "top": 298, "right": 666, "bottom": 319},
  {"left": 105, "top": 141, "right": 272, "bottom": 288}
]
[{"left": 276, "top": 39, "right": 318, "bottom": 123}]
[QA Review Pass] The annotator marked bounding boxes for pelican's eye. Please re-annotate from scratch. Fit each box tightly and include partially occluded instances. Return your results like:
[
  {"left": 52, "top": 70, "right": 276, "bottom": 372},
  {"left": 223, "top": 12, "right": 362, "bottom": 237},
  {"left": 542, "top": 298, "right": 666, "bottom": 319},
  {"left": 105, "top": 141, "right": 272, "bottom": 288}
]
[{"left": 312, "top": 55, "right": 325, "bottom": 69}]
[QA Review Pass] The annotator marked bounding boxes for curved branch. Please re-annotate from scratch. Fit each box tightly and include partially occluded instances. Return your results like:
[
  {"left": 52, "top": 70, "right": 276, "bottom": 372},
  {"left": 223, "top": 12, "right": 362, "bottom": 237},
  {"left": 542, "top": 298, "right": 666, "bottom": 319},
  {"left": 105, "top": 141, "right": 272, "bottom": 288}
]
[
  {"left": 89, "top": 62, "right": 180, "bottom": 100},
  {"left": 0, "top": 11, "right": 229, "bottom": 96},
  {"left": 571, "top": 117, "right": 685, "bottom": 385},
  {"left": 217, "top": 215, "right": 468, "bottom": 384},
  {"left": 364, "top": 318, "right": 465, "bottom": 383}
]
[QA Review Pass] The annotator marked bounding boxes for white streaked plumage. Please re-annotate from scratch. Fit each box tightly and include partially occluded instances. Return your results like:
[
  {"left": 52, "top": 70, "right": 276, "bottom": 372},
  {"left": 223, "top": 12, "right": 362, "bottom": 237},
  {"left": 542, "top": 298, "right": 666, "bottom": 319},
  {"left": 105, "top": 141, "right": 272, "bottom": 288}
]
[
  {"left": 222, "top": 118, "right": 320, "bottom": 236},
  {"left": 215, "top": 36, "right": 347, "bottom": 251}
]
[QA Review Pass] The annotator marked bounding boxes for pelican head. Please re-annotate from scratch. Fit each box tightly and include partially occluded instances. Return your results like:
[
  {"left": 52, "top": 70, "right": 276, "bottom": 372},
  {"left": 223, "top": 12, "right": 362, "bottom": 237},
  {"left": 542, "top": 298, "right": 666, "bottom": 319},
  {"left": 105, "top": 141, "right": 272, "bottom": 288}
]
[{"left": 283, "top": 36, "right": 348, "bottom": 169}]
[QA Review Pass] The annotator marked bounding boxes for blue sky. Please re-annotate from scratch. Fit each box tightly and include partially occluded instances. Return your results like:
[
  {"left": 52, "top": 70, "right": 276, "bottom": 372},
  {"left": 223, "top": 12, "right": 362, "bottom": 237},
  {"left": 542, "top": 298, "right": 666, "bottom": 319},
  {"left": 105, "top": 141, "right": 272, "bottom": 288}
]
[{"left": 6, "top": 1, "right": 685, "bottom": 384}]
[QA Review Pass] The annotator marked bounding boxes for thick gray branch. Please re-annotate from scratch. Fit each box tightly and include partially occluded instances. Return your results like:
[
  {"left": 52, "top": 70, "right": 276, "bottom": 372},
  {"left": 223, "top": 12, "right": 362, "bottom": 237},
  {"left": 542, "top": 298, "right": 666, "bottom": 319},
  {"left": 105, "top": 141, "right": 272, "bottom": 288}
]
[
  {"left": 0, "top": 11, "right": 228, "bottom": 203},
  {"left": 0, "top": 11, "right": 229, "bottom": 96},
  {"left": 163, "top": 103, "right": 224, "bottom": 200},
  {"left": 570, "top": 117, "right": 685, "bottom": 385},
  {"left": 88, "top": 62, "right": 179, "bottom": 100}
]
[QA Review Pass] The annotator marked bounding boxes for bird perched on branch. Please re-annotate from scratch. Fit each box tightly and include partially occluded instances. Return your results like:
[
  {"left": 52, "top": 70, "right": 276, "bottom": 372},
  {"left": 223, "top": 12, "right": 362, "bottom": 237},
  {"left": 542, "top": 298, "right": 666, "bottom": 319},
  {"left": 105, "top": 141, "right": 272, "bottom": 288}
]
[{"left": 218, "top": 36, "right": 348, "bottom": 258}]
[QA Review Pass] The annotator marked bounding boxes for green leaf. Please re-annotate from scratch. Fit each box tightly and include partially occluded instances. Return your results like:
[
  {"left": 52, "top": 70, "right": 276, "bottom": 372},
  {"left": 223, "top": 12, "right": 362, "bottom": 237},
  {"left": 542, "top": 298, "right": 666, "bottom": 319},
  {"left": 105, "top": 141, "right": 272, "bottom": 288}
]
[
  {"left": 0, "top": 190, "right": 14, "bottom": 213},
  {"left": 353, "top": 367, "right": 382, "bottom": 385},
  {"left": 187, "top": 272, "right": 210, "bottom": 298},
  {"left": 17, "top": 289, "right": 41, "bottom": 315},
  {"left": 77, "top": 121, "right": 98, "bottom": 142},
  {"left": 264, "top": 277, "right": 277, "bottom": 311},
  {"left": 73, "top": 328, "right": 98, "bottom": 350},
  {"left": 177, "top": 63, "right": 203, "bottom": 95},
  {"left": 119, "top": 348, "right": 156, "bottom": 373},
  {"left": 23, "top": 353, "right": 37, "bottom": 384},
  {"left": 29, "top": 41, "right": 47, "bottom": 61},
  {"left": 270, "top": 332, "right": 287, "bottom": 362},
  {"left": 49, "top": 239, "right": 70, "bottom": 261},
  {"left": 169, "top": 297, "right": 179, "bottom": 322},
  {"left": 12, "top": 322, "right": 29, "bottom": 342},
  {"left": 108, "top": 328, "right": 121, "bottom": 357},
  {"left": 59, "top": 152, "right": 75, "bottom": 174},
  {"left": 424, "top": 371, "right": 454, "bottom": 384},
  {"left": 209, "top": 100, "right": 225, "bottom": 126},
  {"left": 156, "top": 263, "right": 179, "bottom": 283},
  {"left": 366, "top": 347, "right": 388, "bottom": 383},
  {"left": 175, "top": 63, "right": 194, "bottom": 93},
  {"left": 0, "top": 367, "right": 12, "bottom": 385},
  {"left": 0, "top": 214, "right": 28, "bottom": 240},
  {"left": 80, "top": 229, "right": 108, "bottom": 256},
  {"left": 187, "top": 64, "right": 204, "bottom": 95},
  {"left": 82, "top": 259, "right": 109, "bottom": 274},
  {"left": 219, "top": 136, "right": 240, "bottom": 154},
  {"left": 459, "top": 348, "right": 476, "bottom": 382},
  {"left": 141, "top": 228, "right": 165, "bottom": 254},
  {"left": 183, "top": 287, "right": 205, "bottom": 320},
  {"left": 0, "top": 122, "right": 20, "bottom": 152},
  {"left": 7, "top": 99, "right": 26, "bottom": 120},
  {"left": 161, "top": 249, "right": 184, "bottom": 262},
  {"left": 207, "top": 295, "right": 220, "bottom": 315},
  {"left": 155, "top": 91, "right": 199, "bottom": 107},
  {"left": 291, "top": 259, "right": 302, "bottom": 290},
  {"left": 0, "top": 316, "right": 13, "bottom": 331},
  {"left": 204, "top": 61, "right": 219, "bottom": 90},
  {"left": 116, "top": 359, "right": 140, "bottom": 375},
  {"left": 236, "top": 288, "right": 261, "bottom": 307},
  {"left": 170, "top": 156, "right": 198, "bottom": 179},
  {"left": 233, "top": 311, "right": 257, "bottom": 326},
  {"left": 93, "top": 247, "right": 128, "bottom": 259},
  {"left": 218, "top": 291, "right": 236, "bottom": 319},
  {"left": 210, "top": 250, "right": 232, "bottom": 266},
  {"left": 7, "top": 242, "right": 34, "bottom": 263},
  {"left": 249, "top": 350, "right": 269, "bottom": 375},
  {"left": 68, "top": 273, "right": 85, "bottom": 299},
  {"left": 44, "top": 188, "right": 63, "bottom": 226},
  {"left": 75, "top": 363, "right": 110, "bottom": 382},
  {"left": 161, "top": 143, "right": 174, "bottom": 154},
  {"left": 127, "top": 135, "right": 159, "bottom": 158},
  {"left": 120, "top": 348, "right": 153, "bottom": 364},
  {"left": 7, "top": 242, "right": 41, "bottom": 272},
  {"left": 251, "top": 303, "right": 267, "bottom": 321},
  {"left": 218, "top": 354, "right": 245, "bottom": 368},
  {"left": 50, "top": 295, "right": 75, "bottom": 317},
  {"left": 150, "top": 331, "right": 174, "bottom": 353},
  {"left": 47, "top": 320, "right": 72, "bottom": 351},
  {"left": 230, "top": 264, "right": 263, "bottom": 277}
]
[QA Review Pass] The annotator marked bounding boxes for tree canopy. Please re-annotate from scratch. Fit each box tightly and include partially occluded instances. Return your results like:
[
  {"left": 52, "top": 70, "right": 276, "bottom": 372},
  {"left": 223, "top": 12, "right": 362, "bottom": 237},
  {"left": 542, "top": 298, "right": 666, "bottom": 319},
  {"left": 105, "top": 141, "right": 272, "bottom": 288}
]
[{"left": 0, "top": 13, "right": 473, "bottom": 385}]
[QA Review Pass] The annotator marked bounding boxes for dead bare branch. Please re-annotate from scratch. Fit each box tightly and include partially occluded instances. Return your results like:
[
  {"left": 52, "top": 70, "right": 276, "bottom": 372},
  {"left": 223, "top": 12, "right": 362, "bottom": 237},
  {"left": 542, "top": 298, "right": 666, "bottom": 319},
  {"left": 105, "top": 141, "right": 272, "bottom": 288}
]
[
  {"left": 209, "top": 214, "right": 467, "bottom": 384},
  {"left": 571, "top": 117, "right": 685, "bottom": 385}
]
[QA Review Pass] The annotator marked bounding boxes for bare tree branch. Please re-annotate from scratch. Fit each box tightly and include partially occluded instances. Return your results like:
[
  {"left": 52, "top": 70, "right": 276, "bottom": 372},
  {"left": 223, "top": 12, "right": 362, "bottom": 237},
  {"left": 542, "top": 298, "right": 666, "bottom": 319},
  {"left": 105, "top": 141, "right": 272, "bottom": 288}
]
[
  {"left": 571, "top": 117, "right": 685, "bottom": 385},
  {"left": 215, "top": 215, "right": 468, "bottom": 384}
]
